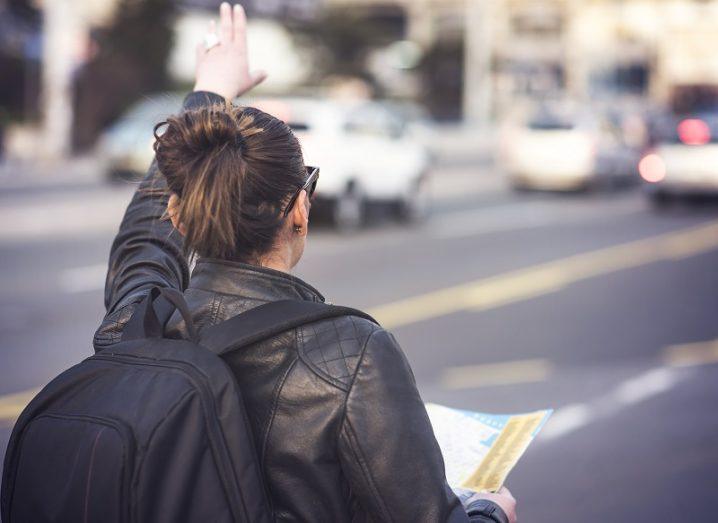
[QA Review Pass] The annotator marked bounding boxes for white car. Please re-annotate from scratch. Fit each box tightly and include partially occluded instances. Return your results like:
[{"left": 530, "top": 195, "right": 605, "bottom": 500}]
[
  {"left": 99, "top": 95, "right": 431, "bottom": 228},
  {"left": 252, "top": 97, "right": 432, "bottom": 228},
  {"left": 640, "top": 112, "right": 718, "bottom": 204},
  {"left": 500, "top": 106, "right": 641, "bottom": 191},
  {"left": 97, "top": 94, "right": 185, "bottom": 180}
]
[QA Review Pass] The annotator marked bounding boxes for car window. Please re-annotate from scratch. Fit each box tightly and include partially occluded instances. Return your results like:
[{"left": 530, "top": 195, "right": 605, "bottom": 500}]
[{"left": 527, "top": 112, "right": 575, "bottom": 130}]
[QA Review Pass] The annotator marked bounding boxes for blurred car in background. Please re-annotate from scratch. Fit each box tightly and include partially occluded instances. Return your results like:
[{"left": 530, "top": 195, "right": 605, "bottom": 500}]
[
  {"left": 500, "top": 104, "right": 642, "bottom": 192},
  {"left": 97, "top": 94, "right": 184, "bottom": 181},
  {"left": 254, "top": 97, "right": 431, "bottom": 228},
  {"left": 640, "top": 111, "right": 718, "bottom": 205},
  {"left": 99, "top": 94, "right": 431, "bottom": 228}
]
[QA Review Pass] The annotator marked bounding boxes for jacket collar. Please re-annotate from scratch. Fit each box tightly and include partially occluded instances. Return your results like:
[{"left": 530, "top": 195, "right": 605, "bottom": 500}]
[{"left": 189, "top": 258, "right": 325, "bottom": 303}]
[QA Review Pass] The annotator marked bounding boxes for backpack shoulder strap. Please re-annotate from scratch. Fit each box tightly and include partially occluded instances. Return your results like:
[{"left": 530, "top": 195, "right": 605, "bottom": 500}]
[{"left": 200, "top": 300, "right": 379, "bottom": 357}]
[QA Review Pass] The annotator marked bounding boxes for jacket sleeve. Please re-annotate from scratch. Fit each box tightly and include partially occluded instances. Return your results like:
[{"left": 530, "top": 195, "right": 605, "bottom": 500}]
[
  {"left": 93, "top": 91, "right": 225, "bottom": 351},
  {"left": 337, "top": 328, "right": 471, "bottom": 522}
]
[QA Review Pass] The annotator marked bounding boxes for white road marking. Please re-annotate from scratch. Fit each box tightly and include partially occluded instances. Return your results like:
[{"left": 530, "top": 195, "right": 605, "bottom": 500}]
[
  {"left": 541, "top": 367, "right": 685, "bottom": 441},
  {"left": 612, "top": 368, "right": 678, "bottom": 406},
  {"left": 539, "top": 403, "right": 592, "bottom": 439}
]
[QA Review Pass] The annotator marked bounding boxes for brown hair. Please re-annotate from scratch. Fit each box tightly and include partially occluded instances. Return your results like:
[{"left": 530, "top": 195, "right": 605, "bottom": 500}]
[{"left": 153, "top": 103, "right": 306, "bottom": 262}]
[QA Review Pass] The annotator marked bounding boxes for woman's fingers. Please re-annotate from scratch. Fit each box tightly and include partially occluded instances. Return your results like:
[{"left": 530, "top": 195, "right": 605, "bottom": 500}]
[
  {"left": 219, "top": 2, "right": 233, "bottom": 44},
  {"left": 498, "top": 486, "right": 515, "bottom": 501},
  {"left": 233, "top": 4, "right": 247, "bottom": 46},
  {"left": 248, "top": 70, "right": 268, "bottom": 89}
]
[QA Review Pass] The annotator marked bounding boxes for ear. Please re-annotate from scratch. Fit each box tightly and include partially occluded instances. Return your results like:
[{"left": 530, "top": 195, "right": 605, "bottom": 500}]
[
  {"left": 167, "top": 194, "right": 187, "bottom": 236},
  {"left": 291, "top": 190, "right": 310, "bottom": 236}
]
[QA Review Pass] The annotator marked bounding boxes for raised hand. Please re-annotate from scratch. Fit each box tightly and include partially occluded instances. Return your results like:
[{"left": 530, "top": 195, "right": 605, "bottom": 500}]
[{"left": 193, "top": 2, "right": 267, "bottom": 100}]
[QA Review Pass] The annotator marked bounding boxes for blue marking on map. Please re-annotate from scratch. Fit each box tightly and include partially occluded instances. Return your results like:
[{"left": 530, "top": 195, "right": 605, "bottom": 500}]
[
  {"left": 481, "top": 433, "right": 499, "bottom": 446},
  {"left": 459, "top": 409, "right": 512, "bottom": 429}
]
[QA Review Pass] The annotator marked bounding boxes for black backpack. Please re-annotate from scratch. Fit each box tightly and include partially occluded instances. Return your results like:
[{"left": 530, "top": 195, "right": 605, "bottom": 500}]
[{"left": 1, "top": 287, "right": 376, "bottom": 523}]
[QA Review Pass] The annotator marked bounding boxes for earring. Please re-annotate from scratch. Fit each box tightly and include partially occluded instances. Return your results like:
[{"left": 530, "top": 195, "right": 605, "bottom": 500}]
[{"left": 294, "top": 225, "right": 302, "bottom": 233}]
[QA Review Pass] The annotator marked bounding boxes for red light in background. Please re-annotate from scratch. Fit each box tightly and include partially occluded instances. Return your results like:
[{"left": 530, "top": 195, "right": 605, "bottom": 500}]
[
  {"left": 677, "top": 119, "right": 710, "bottom": 145},
  {"left": 638, "top": 154, "right": 666, "bottom": 183}
]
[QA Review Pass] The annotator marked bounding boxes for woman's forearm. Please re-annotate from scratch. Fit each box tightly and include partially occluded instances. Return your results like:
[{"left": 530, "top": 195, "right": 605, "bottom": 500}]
[
  {"left": 103, "top": 91, "right": 226, "bottom": 313},
  {"left": 93, "top": 92, "right": 226, "bottom": 351}
]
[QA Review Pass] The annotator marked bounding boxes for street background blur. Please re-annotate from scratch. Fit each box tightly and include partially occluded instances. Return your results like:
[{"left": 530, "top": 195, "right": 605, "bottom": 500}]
[{"left": 2, "top": 1, "right": 718, "bottom": 521}]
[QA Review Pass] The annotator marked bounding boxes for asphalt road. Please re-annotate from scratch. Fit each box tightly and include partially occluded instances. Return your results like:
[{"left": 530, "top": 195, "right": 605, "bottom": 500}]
[{"left": 1, "top": 169, "right": 717, "bottom": 522}]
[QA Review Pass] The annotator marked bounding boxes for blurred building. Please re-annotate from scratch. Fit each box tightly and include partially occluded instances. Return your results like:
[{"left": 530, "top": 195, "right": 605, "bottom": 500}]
[
  {"left": 7, "top": 0, "right": 718, "bottom": 161},
  {"left": 328, "top": 0, "right": 718, "bottom": 121}
]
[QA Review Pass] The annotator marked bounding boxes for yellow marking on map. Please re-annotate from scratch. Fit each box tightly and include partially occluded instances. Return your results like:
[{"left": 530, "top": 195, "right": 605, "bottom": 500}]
[
  {"left": 370, "top": 220, "right": 718, "bottom": 329},
  {"left": 461, "top": 410, "right": 548, "bottom": 493},
  {"left": 663, "top": 339, "right": 718, "bottom": 367}
]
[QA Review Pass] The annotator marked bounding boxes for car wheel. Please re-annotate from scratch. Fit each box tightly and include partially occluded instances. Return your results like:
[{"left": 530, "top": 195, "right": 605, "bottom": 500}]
[
  {"left": 591, "top": 173, "right": 617, "bottom": 192},
  {"left": 509, "top": 175, "right": 531, "bottom": 192},
  {"left": 333, "top": 182, "right": 366, "bottom": 231},
  {"left": 398, "top": 178, "right": 430, "bottom": 223},
  {"left": 648, "top": 189, "right": 672, "bottom": 209}
]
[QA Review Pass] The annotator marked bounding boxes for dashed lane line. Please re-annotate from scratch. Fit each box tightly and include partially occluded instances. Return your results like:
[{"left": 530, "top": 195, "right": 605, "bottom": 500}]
[
  {"left": 369, "top": 220, "right": 718, "bottom": 329},
  {"left": 440, "top": 359, "right": 553, "bottom": 389},
  {"left": 541, "top": 367, "right": 686, "bottom": 441},
  {"left": 6, "top": 222, "right": 718, "bottom": 431},
  {"left": 0, "top": 388, "right": 41, "bottom": 428},
  {"left": 663, "top": 339, "right": 718, "bottom": 368}
]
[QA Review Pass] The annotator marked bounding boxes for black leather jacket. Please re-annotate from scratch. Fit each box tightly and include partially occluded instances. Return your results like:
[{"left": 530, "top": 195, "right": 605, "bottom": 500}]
[{"left": 93, "top": 92, "right": 508, "bottom": 523}]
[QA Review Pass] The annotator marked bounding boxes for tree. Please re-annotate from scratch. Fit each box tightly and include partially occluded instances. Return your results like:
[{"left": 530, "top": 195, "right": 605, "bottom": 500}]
[{"left": 72, "top": 0, "right": 176, "bottom": 151}]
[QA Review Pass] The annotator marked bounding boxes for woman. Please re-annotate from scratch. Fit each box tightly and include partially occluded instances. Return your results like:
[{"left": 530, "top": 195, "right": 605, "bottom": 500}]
[{"left": 95, "top": 3, "right": 517, "bottom": 522}]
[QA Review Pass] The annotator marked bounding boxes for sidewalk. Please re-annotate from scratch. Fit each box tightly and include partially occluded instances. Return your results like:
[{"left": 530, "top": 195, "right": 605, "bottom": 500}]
[
  {"left": 0, "top": 156, "right": 106, "bottom": 194},
  {"left": 0, "top": 122, "right": 497, "bottom": 191}
]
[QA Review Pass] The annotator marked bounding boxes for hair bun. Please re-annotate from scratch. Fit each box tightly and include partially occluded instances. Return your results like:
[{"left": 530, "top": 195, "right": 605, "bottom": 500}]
[
  {"left": 181, "top": 107, "right": 241, "bottom": 151},
  {"left": 153, "top": 106, "right": 246, "bottom": 194},
  {"left": 151, "top": 103, "right": 305, "bottom": 263}
]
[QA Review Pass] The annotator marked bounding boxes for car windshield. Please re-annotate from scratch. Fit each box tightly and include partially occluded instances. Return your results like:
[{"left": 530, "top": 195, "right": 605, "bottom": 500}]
[{"left": 527, "top": 110, "right": 575, "bottom": 130}]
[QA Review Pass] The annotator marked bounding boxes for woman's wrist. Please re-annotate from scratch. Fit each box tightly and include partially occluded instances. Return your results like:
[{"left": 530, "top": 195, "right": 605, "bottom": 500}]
[
  {"left": 192, "top": 84, "right": 232, "bottom": 102},
  {"left": 184, "top": 91, "right": 226, "bottom": 111}
]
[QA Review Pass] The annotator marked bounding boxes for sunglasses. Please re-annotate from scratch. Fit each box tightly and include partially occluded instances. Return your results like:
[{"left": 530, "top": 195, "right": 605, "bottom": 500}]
[{"left": 283, "top": 166, "right": 320, "bottom": 217}]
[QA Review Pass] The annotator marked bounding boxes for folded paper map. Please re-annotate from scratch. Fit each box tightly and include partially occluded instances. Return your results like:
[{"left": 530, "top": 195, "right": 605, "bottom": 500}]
[{"left": 426, "top": 403, "right": 552, "bottom": 493}]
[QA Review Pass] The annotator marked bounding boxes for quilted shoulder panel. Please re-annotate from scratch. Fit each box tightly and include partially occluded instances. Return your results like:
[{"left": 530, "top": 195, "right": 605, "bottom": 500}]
[{"left": 297, "top": 315, "right": 380, "bottom": 390}]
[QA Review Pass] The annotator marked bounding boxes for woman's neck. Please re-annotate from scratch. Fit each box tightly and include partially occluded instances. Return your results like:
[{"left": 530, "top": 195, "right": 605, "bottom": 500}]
[{"left": 260, "top": 247, "right": 293, "bottom": 274}]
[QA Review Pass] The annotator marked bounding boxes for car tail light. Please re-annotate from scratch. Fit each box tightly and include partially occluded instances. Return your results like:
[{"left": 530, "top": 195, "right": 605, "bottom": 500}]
[
  {"left": 638, "top": 153, "right": 666, "bottom": 183},
  {"left": 677, "top": 118, "right": 710, "bottom": 145}
]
